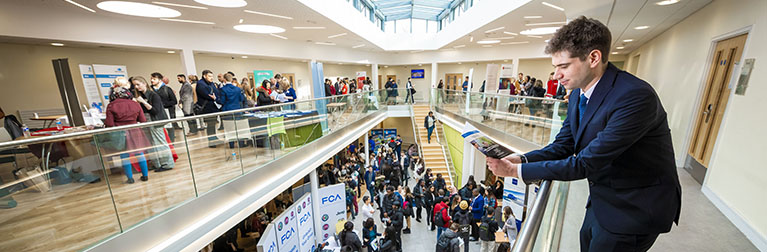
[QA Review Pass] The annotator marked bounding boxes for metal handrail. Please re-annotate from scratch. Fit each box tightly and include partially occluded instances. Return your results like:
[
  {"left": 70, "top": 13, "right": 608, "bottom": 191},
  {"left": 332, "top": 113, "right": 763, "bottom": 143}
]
[
  {"left": 442, "top": 89, "right": 566, "bottom": 102},
  {"left": 512, "top": 180, "right": 553, "bottom": 252},
  {"left": 0, "top": 89, "right": 404, "bottom": 149},
  {"left": 408, "top": 105, "right": 425, "bottom": 163}
]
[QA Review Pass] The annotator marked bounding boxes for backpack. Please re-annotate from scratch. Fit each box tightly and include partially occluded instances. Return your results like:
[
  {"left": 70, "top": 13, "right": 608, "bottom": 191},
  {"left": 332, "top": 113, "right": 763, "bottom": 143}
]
[
  {"left": 479, "top": 220, "right": 492, "bottom": 241},
  {"left": 434, "top": 207, "right": 447, "bottom": 227},
  {"left": 436, "top": 233, "right": 461, "bottom": 252}
]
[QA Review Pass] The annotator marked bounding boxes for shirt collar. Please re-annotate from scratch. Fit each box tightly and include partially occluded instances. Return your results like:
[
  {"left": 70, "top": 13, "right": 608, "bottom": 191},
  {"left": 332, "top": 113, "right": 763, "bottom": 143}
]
[{"left": 579, "top": 77, "right": 602, "bottom": 100}]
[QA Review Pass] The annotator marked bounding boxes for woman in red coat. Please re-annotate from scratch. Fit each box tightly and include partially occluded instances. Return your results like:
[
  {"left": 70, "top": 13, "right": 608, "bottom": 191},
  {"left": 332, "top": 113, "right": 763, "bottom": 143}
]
[{"left": 105, "top": 84, "right": 151, "bottom": 183}]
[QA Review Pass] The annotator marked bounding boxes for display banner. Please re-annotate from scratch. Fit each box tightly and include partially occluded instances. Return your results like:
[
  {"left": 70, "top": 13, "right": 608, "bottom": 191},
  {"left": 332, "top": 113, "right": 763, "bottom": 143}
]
[
  {"left": 254, "top": 70, "right": 274, "bottom": 87},
  {"left": 78, "top": 64, "right": 103, "bottom": 110},
  {"left": 356, "top": 71, "right": 367, "bottom": 89},
  {"left": 257, "top": 223, "right": 279, "bottom": 252},
  {"left": 92, "top": 64, "right": 128, "bottom": 106},
  {"left": 500, "top": 64, "right": 515, "bottom": 77},
  {"left": 503, "top": 177, "right": 526, "bottom": 223},
  {"left": 526, "top": 184, "right": 539, "bottom": 217},
  {"left": 295, "top": 194, "right": 316, "bottom": 252},
  {"left": 274, "top": 203, "right": 299, "bottom": 252},
  {"left": 484, "top": 64, "right": 500, "bottom": 93},
  {"left": 317, "top": 183, "right": 347, "bottom": 242},
  {"left": 383, "top": 129, "right": 397, "bottom": 141}
]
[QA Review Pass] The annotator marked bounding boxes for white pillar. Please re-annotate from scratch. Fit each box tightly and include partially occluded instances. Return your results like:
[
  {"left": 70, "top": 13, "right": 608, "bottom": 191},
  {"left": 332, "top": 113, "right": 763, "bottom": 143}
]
[
  {"left": 431, "top": 62, "right": 438, "bottom": 88},
  {"left": 364, "top": 133, "right": 370, "bottom": 167},
  {"left": 371, "top": 64, "right": 379, "bottom": 89},
  {"left": 511, "top": 58, "right": 520, "bottom": 79},
  {"left": 310, "top": 169, "right": 322, "bottom": 245},
  {"left": 180, "top": 48, "right": 197, "bottom": 75},
  {"left": 308, "top": 60, "right": 316, "bottom": 98}
]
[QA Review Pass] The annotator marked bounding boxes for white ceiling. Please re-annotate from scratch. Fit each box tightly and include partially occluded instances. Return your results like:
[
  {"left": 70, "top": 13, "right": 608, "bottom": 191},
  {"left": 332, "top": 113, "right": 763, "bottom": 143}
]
[{"left": 3, "top": 0, "right": 711, "bottom": 60}]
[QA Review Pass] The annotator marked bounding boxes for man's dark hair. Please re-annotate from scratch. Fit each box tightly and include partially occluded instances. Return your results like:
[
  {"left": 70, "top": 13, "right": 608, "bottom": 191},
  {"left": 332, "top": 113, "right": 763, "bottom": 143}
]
[
  {"left": 545, "top": 16, "right": 611, "bottom": 63},
  {"left": 150, "top": 72, "right": 163, "bottom": 79},
  {"left": 177, "top": 74, "right": 186, "bottom": 79},
  {"left": 202, "top": 69, "right": 213, "bottom": 76}
]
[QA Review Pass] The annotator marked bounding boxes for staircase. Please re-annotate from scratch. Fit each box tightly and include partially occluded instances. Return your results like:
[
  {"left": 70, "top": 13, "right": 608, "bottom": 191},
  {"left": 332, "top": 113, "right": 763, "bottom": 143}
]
[{"left": 412, "top": 104, "right": 452, "bottom": 188}]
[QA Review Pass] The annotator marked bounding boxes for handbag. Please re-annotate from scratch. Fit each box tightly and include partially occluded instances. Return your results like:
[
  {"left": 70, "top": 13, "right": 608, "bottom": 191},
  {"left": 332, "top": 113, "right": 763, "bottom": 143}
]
[
  {"left": 410, "top": 88, "right": 416, "bottom": 94},
  {"left": 99, "top": 131, "right": 126, "bottom": 150}
]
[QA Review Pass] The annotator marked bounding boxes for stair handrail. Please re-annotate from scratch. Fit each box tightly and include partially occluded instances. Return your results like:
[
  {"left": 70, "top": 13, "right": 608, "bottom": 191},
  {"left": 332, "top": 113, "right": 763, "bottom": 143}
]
[{"left": 408, "top": 105, "right": 426, "bottom": 167}]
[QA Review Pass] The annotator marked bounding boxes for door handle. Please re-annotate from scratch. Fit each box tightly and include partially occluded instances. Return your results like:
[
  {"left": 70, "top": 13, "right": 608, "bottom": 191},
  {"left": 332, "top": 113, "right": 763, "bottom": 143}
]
[{"left": 703, "top": 104, "right": 713, "bottom": 123}]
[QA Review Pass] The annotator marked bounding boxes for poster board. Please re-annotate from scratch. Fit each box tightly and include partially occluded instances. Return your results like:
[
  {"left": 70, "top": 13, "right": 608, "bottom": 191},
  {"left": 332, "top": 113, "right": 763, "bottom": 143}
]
[
  {"left": 254, "top": 70, "right": 274, "bottom": 87},
  {"left": 484, "top": 64, "right": 499, "bottom": 93},
  {"left": 295, "top": 194, "right": 316, "bottom": 252},
  {"left": 275, "top": 203, "right": 300, "bottom": 252},
  {"left": 356, "top": 71, "right": 367, "bottom": 89},
  {"left": 257, "top": 223, "right": 279, "bottom": 252},
  {"left": 526, "top": 184, "right": 539, "bottom": 217},
  {"left": 383, "top": 129, "right": 397, "bottom": 141},
  {"left": 503, "top": 177, "right": 526, "bottom": 223},
  {"left": 78, "top": 64, "right": 103, "bottom": 109},
  {"left": 92, "top": 64, "right": 128, "bottom": 106},
  {"left": 317, "top": 183, "right": 346, "bottom": 242}
]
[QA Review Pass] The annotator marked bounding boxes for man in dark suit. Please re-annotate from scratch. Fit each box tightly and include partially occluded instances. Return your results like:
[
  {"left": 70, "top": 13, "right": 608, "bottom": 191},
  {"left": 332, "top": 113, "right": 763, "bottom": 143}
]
[{"left": 487, "top": 16, "right": 681, "bottom": 252}]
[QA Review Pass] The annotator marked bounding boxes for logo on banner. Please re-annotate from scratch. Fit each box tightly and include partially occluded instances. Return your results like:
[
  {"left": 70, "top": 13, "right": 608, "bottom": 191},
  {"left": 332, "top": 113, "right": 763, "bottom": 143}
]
[
  {"left": 284, "top": 217, "right": 290, "bottom": 225},
  {"left": 280, "top": 227, "right": 295, "bottom": 243},
  {"left": 512, "top": 178, "right": 518, "bottom": 185},
  {"left": 300, "top": 212, "right": 311, "bottom": 225},
  {"left": 322, "top": 214, "right": 329, "bottom": 222},
  {"left": 302, "top": 201, "right": 306, "bottom": 208},
  {"left": 297, "top": 205, "right": 302, "bottom": 213},
  {"left": 322, "top": 194, "right": 342, "bottom": 205},
  {"left": 278, "top": 222, "right": 283, "bottom": 231},
  {"left": 322, "top": 224, "right": 329, "bottom": 230},
  {"left": 324, "top": 233, "right": 329, "bottom": 239},
  {"left": 290, "top": 211, "right": 295, "bottom": 219},
  {"left": 268, "top": 241, "right": 276, "bottom": 252}
]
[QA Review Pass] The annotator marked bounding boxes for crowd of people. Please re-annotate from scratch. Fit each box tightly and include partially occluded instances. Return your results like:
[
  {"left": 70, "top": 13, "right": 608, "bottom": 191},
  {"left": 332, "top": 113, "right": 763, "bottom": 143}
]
[
  {"left": 324, "top": 77, "right": 374, "bottom": 97},
  {"left": 436, "top": 71, "right": 567, "bottom": 100},
  {"left": 318, "top": 134, "right": 518, "bottom": 252}
]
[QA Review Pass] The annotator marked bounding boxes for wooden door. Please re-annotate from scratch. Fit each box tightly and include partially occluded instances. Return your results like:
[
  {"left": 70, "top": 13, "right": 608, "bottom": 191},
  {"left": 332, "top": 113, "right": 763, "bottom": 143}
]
[
  {"left": 378, "top": 75, "right": 382, "bottom": 89},
  {"left": 283, "top": 73, "right": 295, "bottom": 87},
  {"left": 688, "top": 34, "right": 748, "bottom": 166},
  {"left": 445, "top": 73, "right": 462, "bottom": 90}
]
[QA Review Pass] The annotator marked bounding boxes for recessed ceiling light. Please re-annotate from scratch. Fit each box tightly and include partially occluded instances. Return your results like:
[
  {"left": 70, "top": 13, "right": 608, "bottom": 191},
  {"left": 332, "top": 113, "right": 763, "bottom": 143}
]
[
  {"left": 51, "top": 43, "right": 65, "bottom": 47},
  {"left": 526, "top": 35, "right": 543, "bottom": 38},
  {"left": 623, "top": 39, "right": 634, "bottom": 42},
  {"left": 500, "top": 41, "right": 530, "bottom": 45},
  {"left": 477, "top": 40, "right": 501, "bottom": 44},
  {"left": 611, "top": 52, "right": 619, "bottom": 54},
  {"left": 167, "top": 50, "right": 175, "bottom": 53},
  {"left": 160, "top": 18, "right": 215, "bottom": 25},
  {"left": 338, "top": 63, "right": 344, "bottom": 65},
  {"left": 293, "top": 26, "right": 326, "bottom": 29},
  {"left": 485, "top": 27, "right": 505, "bottom": 33},
  {"left": 315, "top": 42, "right": 336, "bottom": 46},
  {"left": 269, "top": 33, "right": 287, "bottom": 40},
  {"left": 542, "top": 2, "right": 564, "bottom": 11},
  {"left": 453, "top": 45, "right": 466, "bottom": 48},
  {"left": 616, "top": 46, "right": 625, "bottom": 49},
  {"left": 97, "top": 1, "right": 181, "bottom": 18},
  {"left": 194, "top": 0, "right": 246, "bottom": 8},
  {"left": 152, "top": 1, "right": 207, "bottom": 9},
  {"left": 352, "top": 44, "right": 365, "bottom": 48},
  {"left": 482, "top": 45, "right": 493, "bottom": 48},
  {"left": 457, "top": 62, "right": 462, "bottom": 65},
  {"left": 243, "top": 10, "right": 293, "bottom": 20},
  {"left": 65, "top": 0, "right": 96, "bottom": 13},
  {"left": 239, "top": 19, "right": 244, "bottom": 24},
  {"left": 233, "top": 24, "right": 285, "bottom": 34},
  {"left": 418, "top": 63, "right": 423, "bottom": 66},
  {"left": 634, "top": 26, "right": 650, "bottom": 30},
  {"left": 520, "top": 27, "right": 559, "bottom": 35},
  {"left": 470, "top": 36, "right": 474, "bottom": 42},
  {"left": 328, "top": 33, "right": 347, "bottom": 39},
  {"left": 503, "top": 31, "right": 518, "bottom": 36},
  {"left": 241, "top": 55, "right": 248, "bottom": 58},
  {"left": 524, "top": 15, "right": 543, "bottom": 19},
  {"left": 384, "top": 66, "right": 389, "bottom": 68},
  {"left": 655, "top": 0, "right": 680, "bottom": 6},
  {"left": 525, "top": 21, "right": 567, "bottom": 26},
  {"left": 494, "top": 37, "right": 516, "bottom": 40}
]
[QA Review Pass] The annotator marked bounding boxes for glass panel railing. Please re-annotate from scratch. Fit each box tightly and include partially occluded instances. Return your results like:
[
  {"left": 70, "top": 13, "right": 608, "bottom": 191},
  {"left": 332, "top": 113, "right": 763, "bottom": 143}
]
[{"left": 0, "top": 89, "right": 399, "bottom": 252}]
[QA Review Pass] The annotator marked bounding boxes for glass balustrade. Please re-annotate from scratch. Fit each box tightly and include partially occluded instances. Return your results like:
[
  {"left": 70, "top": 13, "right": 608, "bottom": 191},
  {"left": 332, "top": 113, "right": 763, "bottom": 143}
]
[{"left": 0, "top": 89, "right": 405, "bottom": 252}]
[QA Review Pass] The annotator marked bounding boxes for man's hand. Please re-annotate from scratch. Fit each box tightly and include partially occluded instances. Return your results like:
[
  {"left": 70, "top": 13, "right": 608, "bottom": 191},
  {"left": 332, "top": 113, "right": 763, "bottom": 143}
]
[
  {"left": 487, "top": 157, "right": 519, "bottom": 178},
  {"left": 504, "top": 154, "right": 522, "bottom": 164}
]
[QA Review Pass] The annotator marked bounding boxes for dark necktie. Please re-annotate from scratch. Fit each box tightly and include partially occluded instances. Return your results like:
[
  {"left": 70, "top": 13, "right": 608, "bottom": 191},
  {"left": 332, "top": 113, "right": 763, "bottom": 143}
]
[{"left": 579, "top": 93, "right": 589, "bottom": 123}]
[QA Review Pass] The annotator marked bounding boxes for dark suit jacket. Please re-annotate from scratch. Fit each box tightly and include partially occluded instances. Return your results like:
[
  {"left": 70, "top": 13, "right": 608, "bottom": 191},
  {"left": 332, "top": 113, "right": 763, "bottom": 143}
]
[
  {"left": 522, "top": 63, "right": 681, "bottom": 235},
  {"left": 195, "top": 79, "right": 219, "bottom": 114}
]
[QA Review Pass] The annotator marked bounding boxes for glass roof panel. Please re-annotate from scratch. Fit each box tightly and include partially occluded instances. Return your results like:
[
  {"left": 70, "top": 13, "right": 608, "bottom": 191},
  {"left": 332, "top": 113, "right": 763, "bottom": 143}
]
[{"left": 371, "top": 0, "right": 454, "bottom": 21}]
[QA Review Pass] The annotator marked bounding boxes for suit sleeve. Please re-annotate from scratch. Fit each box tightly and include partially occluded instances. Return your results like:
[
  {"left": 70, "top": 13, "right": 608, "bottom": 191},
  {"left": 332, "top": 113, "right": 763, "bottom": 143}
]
[
  {"left": 524, "top": 97, "right": 576, "bottom": 162},
  {"left": 166, "top": 86, "right": 178, "bottom": 106},
  {"left": 522, "top": 89, "right": 661, "bottom": 181},
  {"left": 196, "top": 83, "right": 214, "bottom": 101}
]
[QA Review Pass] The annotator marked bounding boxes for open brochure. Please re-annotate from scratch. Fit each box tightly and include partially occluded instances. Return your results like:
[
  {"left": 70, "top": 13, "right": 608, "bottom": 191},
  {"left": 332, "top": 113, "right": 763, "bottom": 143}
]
[{"left": 461, "top": 122, "right": 514, "bottom": 159}]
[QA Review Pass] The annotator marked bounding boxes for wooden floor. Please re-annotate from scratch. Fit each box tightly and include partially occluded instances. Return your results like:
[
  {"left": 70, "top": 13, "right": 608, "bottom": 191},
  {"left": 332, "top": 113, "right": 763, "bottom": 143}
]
[{"left": 0, "top": 107, "right": 372, "bottom": 252}]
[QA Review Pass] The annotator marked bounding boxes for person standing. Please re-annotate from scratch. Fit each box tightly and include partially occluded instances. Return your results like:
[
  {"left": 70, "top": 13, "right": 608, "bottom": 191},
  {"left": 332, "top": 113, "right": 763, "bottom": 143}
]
[
  {"left": 104, "top": 84, "right": 151, "bottom": 184},
  {"left": 413, "top": 179, "right": 426, "bottom": 222},
  {"left": 461, "top": 76, "right": 469, "bottom": 92},
  {"left": 425, "top": 185, "right": 436, "bottom": 228},
  {"left": 361, "top": 196, "right": 376, "bottom": 221},
  {"left": 132, "top": 76, "right": 174, "bottom": 172},
  {"left": 433, "top": 173, "right": 446, "bottom": 193},
  {"left": 546, "top": 72, "right": 559, "bottom": 98},
  {"left": 479, "top": 207, "right": 499, "bottom": 252},
  {"left": 424, "top": 111, "right": 436, "bottom": 144},
  {"left": 454, "top": 201, "right": 473, "bottom": 252},
  {"left": 486, "top": 16, "right": 681, "bottom": 252},
  {"left": 469, "top": 188, "right": 484, "bottom": 241},
  {"left": 502, "top": 206, "right": 518, "bottom": 245},
  {"left": 405, "top": 77, "right": 414, "bottom": 104},
  {"left": 219, "top": 73, "right": 246, "bottom": 149},
  {"left": 177, "top": 74, "right": 197, "bottom": 135},
  {"left": 362, "top": 218, "right": 379, "bottom": 251},
  {"left": 150, "top": 72, "right": 178, "bottom": 141},
  {"left": 387, "top": 202, "right": 404, "bottom": 251},
  {"left": 433, "top": 197, "right": 451, "bottom": 239},
  {"left": 196, "top": 70, "right": 221, "bottom": 148}
]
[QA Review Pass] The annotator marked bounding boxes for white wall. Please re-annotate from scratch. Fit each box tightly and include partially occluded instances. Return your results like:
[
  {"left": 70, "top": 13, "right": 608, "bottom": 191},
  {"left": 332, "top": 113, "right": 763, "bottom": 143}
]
[
  {"left": 378, "top": 65, "right": 432, "bottom": 101},
  {"left": 518, "top": 58, "right": 555, "bottom": 83},
  {"left": 0, "top": 42, "right": 183, "bottom": 119},
  {"left": 322, "top": 64, "right": 371, "bottom": 81},
  {"left": 627, "top": 0, "right": 767, "bottom": 249}
]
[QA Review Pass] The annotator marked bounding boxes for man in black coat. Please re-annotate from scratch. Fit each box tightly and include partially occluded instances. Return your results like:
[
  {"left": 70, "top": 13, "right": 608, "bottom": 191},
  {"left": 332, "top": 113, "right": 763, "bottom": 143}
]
[{"left": 387, "top": 202, "right": 404, "bottom": 251}]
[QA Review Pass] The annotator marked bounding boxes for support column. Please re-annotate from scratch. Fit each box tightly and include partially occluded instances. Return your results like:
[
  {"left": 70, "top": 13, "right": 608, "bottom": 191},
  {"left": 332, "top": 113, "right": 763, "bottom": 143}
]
[
  {"left": 180, "top": 48, "right": 197, "bottom": 75},
  {"left": 512, "top": 58, "right": 520, "bottom": 79},
  {"left": 431, "top": 62, "right": 438, "bottom": 104},
  {"left": 310, "top": 169, "right": 322, "bottom": 244},
  {"left": 371, "top": 64, "right": 379, "bottom": 89},
  {"left": 365, "top": 133, "right": 370, "bottom": 167}
]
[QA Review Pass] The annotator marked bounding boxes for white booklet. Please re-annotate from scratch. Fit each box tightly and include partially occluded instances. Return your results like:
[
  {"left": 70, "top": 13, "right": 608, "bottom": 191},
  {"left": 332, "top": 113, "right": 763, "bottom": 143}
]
[{"left": 461, "top": 122, "right": 514, "bottom": 159}]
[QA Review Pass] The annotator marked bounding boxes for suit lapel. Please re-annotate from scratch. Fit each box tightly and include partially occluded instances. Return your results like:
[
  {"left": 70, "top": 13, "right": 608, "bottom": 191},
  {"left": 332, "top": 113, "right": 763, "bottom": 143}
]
[{"left": 575, "top": 63, "right": 619, "bottom": 146}]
